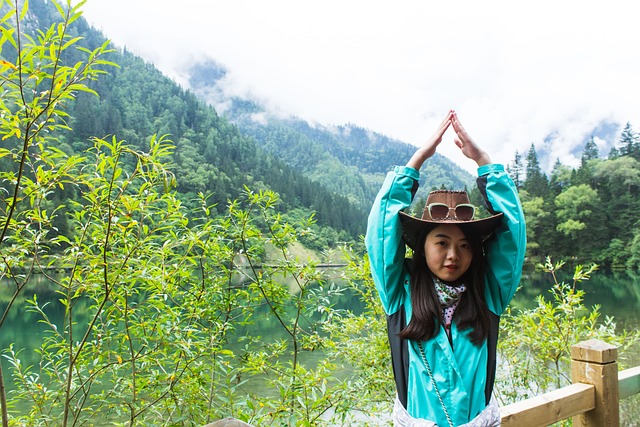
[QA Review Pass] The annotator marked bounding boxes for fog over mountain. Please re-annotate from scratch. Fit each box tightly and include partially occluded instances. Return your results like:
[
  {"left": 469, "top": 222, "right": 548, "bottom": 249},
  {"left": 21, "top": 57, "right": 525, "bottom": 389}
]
[{"left": 82, "top": 0, "right": 640, "bottom": 174}]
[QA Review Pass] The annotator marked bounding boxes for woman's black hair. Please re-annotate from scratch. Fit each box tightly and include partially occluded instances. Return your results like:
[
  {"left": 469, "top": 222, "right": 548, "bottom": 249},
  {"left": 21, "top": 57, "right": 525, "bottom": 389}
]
[{"left": 398, "top": 225, "right": 490, "bottom": 345}]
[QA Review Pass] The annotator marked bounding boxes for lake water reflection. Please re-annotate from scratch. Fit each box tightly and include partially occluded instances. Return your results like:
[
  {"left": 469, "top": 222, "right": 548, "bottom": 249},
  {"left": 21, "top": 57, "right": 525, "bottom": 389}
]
[
  {"left": 2, "top": 266, "right": 639, "bottom": 392},
  {"left": 513, "top": 267, "right": 640, "bottom": 331}
]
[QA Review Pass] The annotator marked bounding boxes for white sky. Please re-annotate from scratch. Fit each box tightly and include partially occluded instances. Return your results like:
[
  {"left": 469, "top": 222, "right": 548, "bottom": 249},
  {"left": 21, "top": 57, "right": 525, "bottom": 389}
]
[{"left": 80, "top": 0, "right": 640, "bottom": 173}]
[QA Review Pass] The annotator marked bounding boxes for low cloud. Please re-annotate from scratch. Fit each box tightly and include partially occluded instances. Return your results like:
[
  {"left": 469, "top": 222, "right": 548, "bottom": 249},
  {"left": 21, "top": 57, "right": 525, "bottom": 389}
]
[{"left": 82, "top": 0, "right": 640, "bottom": 173}]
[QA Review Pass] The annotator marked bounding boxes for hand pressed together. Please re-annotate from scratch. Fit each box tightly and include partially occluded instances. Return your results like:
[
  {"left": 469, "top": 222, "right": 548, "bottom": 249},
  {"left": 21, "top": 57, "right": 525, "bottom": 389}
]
[
  {"left": 451, "top": 111, "right": 491, "bottom": 166},
  {"left": 407, "top": 110, "right": 491, "bottom": 170}
]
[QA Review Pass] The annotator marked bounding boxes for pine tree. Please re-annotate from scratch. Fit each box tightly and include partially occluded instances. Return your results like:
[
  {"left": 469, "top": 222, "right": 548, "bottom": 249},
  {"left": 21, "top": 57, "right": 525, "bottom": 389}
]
[
  {"left": 608, "top": 146, "right": 620, "bottom": 160},
  {"left": 507, "top": 150, "right": 524, "bottom": 189},
  {"left": 549, "top": 158, "right": 571, "bottom": 195},
  {"left": 581, "top": 136, "right": 599, "bottom": 165},
  {"left": 575, "top": 136, "right": 599, "bottom": 185},
  {"left": 523, "top": 144, "right": 549, "bottom": 197},
  {"left": 619, "top": 122, "right": 640, "bottom": 159}
]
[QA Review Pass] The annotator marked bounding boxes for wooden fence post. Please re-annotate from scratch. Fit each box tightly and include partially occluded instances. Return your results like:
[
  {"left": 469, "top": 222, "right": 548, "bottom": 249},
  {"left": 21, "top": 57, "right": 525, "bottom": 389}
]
[{"left": 571, "top": 339, "right": 619, "bottom": 427}]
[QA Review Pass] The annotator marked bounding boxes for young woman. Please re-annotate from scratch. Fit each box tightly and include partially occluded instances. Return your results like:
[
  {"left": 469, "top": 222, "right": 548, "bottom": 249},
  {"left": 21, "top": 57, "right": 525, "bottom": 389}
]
[{"left": 365, "top": 110, "right": 526, "bottom": 426}]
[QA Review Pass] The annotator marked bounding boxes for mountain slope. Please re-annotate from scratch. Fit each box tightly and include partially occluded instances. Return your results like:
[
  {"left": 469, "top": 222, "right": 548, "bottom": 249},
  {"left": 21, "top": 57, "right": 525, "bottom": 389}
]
[
  {"left": 7, "top": 0, "right": 367, "bottom": 239},
  {"left": 11, "top": 1, "right": 475, "bottom": 242},
  {"left": 186, "top": 59, "right": 476, "bottom": 210}
]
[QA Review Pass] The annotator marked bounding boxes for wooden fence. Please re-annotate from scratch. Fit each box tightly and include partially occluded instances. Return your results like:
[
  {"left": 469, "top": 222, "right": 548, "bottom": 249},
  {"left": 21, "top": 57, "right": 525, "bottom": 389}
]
[{"left": 500, "top": 339, "right": 640, "bottom": 426}]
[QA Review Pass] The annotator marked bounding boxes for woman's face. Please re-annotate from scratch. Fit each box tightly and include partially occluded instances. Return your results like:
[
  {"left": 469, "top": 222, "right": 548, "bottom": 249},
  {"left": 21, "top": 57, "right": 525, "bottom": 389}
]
[{"left": 423, "top": 224, "right": 473, "bottom": 283}]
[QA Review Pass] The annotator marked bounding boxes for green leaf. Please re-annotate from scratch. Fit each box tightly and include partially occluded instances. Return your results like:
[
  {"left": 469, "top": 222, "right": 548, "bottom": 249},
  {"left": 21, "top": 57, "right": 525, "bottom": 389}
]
[
  {"left": 61, "top": 35, "right": 82, "bottom": 51},
  {"left": 19, "top": 0, "right": 28, "bottom": 20},
  {"left": 52, "top": 0, "right": 65, "bottom": 18}
]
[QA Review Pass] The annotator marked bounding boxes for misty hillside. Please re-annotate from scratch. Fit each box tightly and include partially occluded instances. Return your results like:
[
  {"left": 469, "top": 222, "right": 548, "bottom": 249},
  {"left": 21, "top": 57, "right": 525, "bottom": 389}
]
[
  {"left": 0, "top": 0, "right": 374, "bottom": 243},
  {"left": 186, "top": 59, "right": 476, "bottom": 208},
  {"left": 4, "top": 0, "right": 482, "bottom": 247},
  {"left": 6, "top": 0, "right": 640, "bottom": 267},
  {"left": 18, "top": 0, "right": 630, "bottom": 250}
]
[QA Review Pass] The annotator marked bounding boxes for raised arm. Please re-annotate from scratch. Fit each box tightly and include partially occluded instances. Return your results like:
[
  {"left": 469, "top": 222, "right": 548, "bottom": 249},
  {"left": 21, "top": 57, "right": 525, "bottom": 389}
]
[
  {"left": 366, "top": 110, "right": 454, "bottom": 315},
  {"left": 451, "top": 112, "right": 527, "bottom": 313},
  {"left": 451, "top": 111, "right": 491, "bottom": 167},
  {"left": 406, "top": 110, "right": 453, "bottom": 170},
  {"left": 365, "top": 166, "right": 417, "bottom": 315},
  {"left": 478, "top": 164, "right": 527, "bottom": 314}
]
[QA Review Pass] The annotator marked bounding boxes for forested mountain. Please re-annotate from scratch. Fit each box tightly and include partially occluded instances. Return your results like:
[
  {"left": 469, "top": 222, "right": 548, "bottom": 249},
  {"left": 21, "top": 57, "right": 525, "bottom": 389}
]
[
  {"left": 8, "top": 1, "right": 640, "bottom": 267},
  {"left": 2, "top": 1, "right": 372, "bottom": 245},
  {"left": 185, "top": 57, "right": 640, "bottom": 269},
  {"left": 187, "top": 59, "right": 475, "bottom": 210},
  {"left": 507, "top": 134, "right": 640, "bottom": 268},
  {"left": 4, "top": 1, "right": 474, "bottom": 249}
]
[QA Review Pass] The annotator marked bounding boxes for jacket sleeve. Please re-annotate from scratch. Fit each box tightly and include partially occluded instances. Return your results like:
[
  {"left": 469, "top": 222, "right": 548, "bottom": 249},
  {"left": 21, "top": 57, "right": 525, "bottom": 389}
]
[
  {"left": 477, "top": 164, "right": 527, "bottom": 315},
  {"left": 365, "top": 166, "right": 418, "bottom": 316}
]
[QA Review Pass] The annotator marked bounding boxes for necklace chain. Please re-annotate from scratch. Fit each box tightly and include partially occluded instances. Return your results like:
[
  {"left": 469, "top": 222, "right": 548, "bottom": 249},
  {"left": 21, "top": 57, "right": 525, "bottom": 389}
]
[{"left": 416, "top": 341, "right": 454, "bottom": 427}]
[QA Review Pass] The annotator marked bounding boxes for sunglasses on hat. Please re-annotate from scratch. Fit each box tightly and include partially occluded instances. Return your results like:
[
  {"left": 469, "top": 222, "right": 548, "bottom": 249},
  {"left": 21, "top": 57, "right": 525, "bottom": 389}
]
[
  {"left": 399, "top": 190, "right": 503, "bottom": 251},
  {"left": 427, "top": 203, "right": 475, "bottom": 221}
]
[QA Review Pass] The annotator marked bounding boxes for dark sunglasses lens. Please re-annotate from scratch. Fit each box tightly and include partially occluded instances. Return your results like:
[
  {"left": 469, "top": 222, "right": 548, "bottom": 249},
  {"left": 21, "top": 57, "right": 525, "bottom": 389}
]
[
  {"left": 455, "top": 206, "right": 474, "bottom": 221},
  {"left": 430, "top": 205, "right": 449, "bottom": 219}
]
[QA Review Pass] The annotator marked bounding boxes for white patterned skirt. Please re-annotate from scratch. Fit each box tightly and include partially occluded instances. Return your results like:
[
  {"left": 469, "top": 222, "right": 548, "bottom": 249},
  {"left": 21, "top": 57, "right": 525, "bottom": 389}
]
[{"left": 392, "top": 395, "right": 501, "bottom": 427}]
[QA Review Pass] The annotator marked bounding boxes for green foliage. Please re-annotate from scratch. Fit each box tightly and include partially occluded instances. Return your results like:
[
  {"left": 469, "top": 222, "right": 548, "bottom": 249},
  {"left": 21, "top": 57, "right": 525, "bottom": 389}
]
[
  {"left": 522, "top": 144, "right": 549, "bottom": 198},
  {"left": 593, "top": 156, "right": 640, "bottom": 191},
  {"left": 554, "top": 184, "right": 598, "bottom": 239},
  {"left": 506, "top": 150, "right": 524, "bottom": 189},
  {"left": 519, "top": 191, "right": 549, "bottom": 257},
  {"left": 1, "top": 133, "right": 369, "bottom": 426},
  {"left": 0, "top": 2, "right": 369, "bottom": 425},
  {"left": 497, "top": 257, "right": 640, "bottom": 407},
  {"left": 618, "top": 122, "right": 640, "bottom": 160},
  {"left": 626, "top": 230, "right": 640, "bottom": 269},
  {"left": 1, "top": 2, "right": 639, "bottom": 427},
  {"left": 0, "top": 3, "right": 117, "bottom": 423},
  {"left": 68, "top": 48, "right": 367, "bottom": 239},
  {"left": 321, "top": 248, "right": 395, "bottom": 425},
  {"left": 581, "top": 136, "right": 600, "bottom": 164},
  {"left": 548, "top": 160, "right": 572, "bottom": 194},
  {"left": 508, "top": 133, "right": 640, "bottom": 266}
]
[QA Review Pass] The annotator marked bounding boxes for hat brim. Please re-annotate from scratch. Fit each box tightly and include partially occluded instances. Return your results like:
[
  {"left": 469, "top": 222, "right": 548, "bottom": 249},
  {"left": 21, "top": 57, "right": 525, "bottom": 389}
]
[{"left": 398, "top": 211, "right": 504, "bottom": 251}]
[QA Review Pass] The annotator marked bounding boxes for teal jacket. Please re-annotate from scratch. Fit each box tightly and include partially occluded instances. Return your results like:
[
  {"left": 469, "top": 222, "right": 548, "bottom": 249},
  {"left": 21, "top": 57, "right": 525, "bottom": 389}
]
[{"left": 365, "top": 164, "right": 526, "bottom": 425}]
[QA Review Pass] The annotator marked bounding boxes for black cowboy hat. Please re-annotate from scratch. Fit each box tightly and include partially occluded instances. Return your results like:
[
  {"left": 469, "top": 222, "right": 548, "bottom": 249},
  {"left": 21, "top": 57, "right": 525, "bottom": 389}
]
[{"left": 398, "top": 190, "right": 503, "bottom": 251}]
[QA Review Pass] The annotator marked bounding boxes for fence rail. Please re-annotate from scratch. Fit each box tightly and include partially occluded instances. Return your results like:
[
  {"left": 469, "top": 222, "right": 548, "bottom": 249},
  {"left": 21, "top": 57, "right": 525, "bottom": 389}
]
[
  {"left": 619, "top": 365, "right": 640, "bottom": 399},
  {"left": 500, "top": 339, "right": 640, "bottom": 427},
  {"left": 500, "top": 383, "right": 594, "bottom": 425}
]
